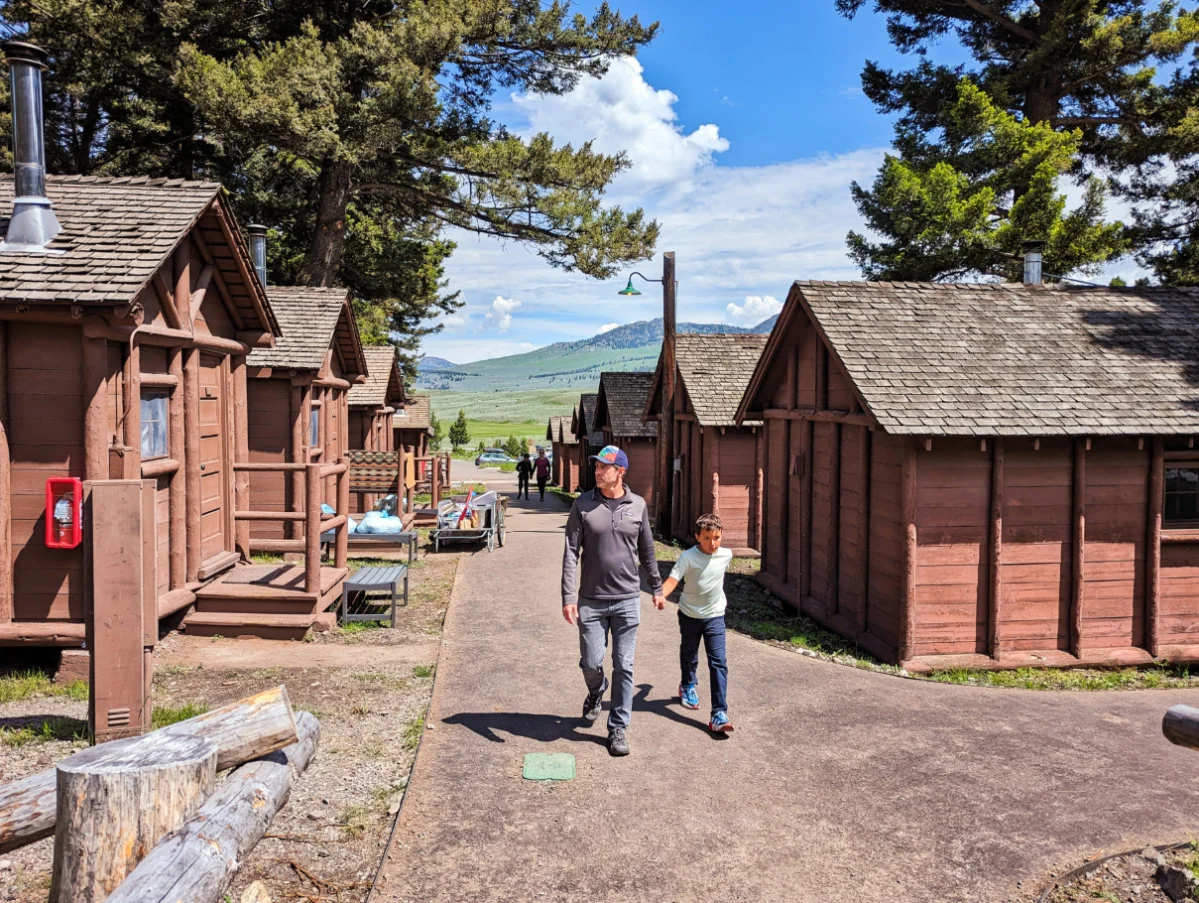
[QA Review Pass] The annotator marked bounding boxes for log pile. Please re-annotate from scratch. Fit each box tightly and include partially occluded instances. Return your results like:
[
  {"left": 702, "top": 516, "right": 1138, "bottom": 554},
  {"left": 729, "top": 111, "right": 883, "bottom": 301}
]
[{"left": 0, "top": 685, "right": 318, "bottom": 903}]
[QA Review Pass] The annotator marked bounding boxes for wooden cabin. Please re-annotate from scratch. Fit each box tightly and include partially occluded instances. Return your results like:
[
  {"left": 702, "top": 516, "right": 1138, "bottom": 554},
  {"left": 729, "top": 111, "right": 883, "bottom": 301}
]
[
  {"left": 347, "top": 345, "right": 405, "bottom": 513},
  {"left": 558, "top": 409, "right": 581, "bottom": 492},
  {"left": 737, "top": 280, "right": 1199, "bottom": 672},
  {"left": 644, "top": 334, "right": 768, "bottom": 553},
  {"left": 246, "top": 287, "right": 366, "bottom": 541},
  {"left": 0, "top": 175, "right": 296, "bottom": 647},
  {"left": 572, "top": 393, "right": 603, "bottom": 492},
  {"left": 546, "top": 416, "right": 565, "bottom": 485},
  {"left": 594, "top": 372, "right": 657, "bottom": 513},
  {"left": 394, "top": 394, "right": 433, "bottom": 459}
]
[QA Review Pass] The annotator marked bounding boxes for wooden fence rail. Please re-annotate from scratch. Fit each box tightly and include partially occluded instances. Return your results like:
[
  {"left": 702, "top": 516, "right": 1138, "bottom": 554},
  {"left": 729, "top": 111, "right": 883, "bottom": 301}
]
[{"left": 0, "top": 686, "right": 295, "bottom": 854}]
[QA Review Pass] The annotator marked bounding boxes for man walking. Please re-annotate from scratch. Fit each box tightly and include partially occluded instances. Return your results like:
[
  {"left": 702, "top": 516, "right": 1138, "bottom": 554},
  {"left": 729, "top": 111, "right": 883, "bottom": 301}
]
[{"left": 561, "top": 445, "right": 665, "bottom": 756}]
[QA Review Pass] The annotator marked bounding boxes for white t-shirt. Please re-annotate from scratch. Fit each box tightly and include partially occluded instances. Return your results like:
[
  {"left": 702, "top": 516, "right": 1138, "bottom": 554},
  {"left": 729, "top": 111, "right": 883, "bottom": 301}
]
[{"left": 669, "top": 546, "right": 734, "bottom": 620}]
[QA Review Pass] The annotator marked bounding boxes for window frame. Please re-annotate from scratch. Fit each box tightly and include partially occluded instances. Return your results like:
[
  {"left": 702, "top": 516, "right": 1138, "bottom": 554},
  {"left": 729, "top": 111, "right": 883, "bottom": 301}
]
[
  {"left": 310, "top": 406, "right": 321, "bottom": 449},
  {"left": 140, "top": 390, "right": 170, "bottom": 461},
  {"left": 1164, "top": 456, "right": 1199, "bottom": 530}
]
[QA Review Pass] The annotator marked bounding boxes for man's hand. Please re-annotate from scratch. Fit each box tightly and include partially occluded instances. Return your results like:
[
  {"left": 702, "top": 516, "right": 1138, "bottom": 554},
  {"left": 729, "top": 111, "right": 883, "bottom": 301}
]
[
  {"left": 562, "top": 604, "right": 578, "bottom": 625},
  {"left": 652, "top": 594, "right": 666, "bottom": 610}
]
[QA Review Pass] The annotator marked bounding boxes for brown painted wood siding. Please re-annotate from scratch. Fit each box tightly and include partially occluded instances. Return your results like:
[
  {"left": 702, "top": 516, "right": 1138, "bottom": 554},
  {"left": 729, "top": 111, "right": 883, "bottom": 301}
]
[
  {"left": 247, "top": 378, "right": 291, "bottom": 541},
  {"left": 714, "top": 430, "right": 756, "bottom": 547},
  {"left": 8, "top": 323, "right": 86, "bottom": 621},
  {"left": 764, "top": 419, "right": 789, "bottom": 587},
  {"left": 198, "top": 353, "right": 228, "bottom": 563},
  {"left": 867, "top": 432, "right": 904, "bottom": 650},
  {"left": 623, "top": 438, "right": 655, "bottom": 515}
]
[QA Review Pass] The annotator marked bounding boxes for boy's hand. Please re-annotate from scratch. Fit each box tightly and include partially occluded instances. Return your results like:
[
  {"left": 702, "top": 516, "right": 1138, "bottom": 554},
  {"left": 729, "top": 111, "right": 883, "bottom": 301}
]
[
  {"left": 652, "top": 594, "right": 666, "bottom": 610},
  {"left": 562, "top": 604, "right": 578, "bottom": 625}
]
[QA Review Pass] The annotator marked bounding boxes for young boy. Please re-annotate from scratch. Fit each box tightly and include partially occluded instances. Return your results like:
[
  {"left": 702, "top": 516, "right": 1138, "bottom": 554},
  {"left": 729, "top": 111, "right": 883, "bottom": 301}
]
[{"left": 661, "top": 513, "right": 735, "bottom": 733}]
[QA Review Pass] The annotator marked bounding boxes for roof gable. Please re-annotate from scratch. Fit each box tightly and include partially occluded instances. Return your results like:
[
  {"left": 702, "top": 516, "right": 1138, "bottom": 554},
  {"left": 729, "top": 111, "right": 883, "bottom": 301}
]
[
  {"left": 248, "top": 286, "right": 364, "bottom": 373},
  {"left": 393, "top": 394, "right": 432, "bottom": 433},
  {"left": 739, "top": 280, "right": 1199, "bottom": 436},
  {"left": 350, "top": 345, "right": 405, "bottom": 408},
  {"left": 645, "top": 334, "right": 768, "bottom": 427},
  {"left": 596, "top": 372, "right": 656, "bottom": 438}
]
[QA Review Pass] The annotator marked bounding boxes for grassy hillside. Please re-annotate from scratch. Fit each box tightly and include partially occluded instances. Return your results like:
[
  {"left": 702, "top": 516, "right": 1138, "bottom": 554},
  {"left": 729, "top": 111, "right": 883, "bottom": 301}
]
[
  {"left": 429, "top": 389, "right": 587, "bottom": 438},
  {"left": 420, "top": 343, "right": 659, "bottom": 392}
]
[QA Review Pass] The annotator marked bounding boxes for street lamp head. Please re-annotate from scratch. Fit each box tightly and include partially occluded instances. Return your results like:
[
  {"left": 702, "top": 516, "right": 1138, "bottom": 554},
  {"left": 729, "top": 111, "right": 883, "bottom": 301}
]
[{"left": 617, "top": 277, "right": 641, "bottom": 296}]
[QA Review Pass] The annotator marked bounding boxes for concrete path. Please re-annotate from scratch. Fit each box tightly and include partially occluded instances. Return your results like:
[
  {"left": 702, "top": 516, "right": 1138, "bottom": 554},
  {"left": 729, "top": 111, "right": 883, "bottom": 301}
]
[{"left": 376, "top": 494, "right": 1199, "bottom": 903}]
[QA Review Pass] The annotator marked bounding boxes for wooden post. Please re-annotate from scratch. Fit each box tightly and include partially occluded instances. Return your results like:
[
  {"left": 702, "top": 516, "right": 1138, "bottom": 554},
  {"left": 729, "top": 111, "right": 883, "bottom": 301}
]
[
  {"left": 431, "top": 454, "right": 441, "bottom": 507},
  {"left": 183, "top": 348, "right": 201, "bottom": 583},
  {"left": 1147, "top": 437, "right": 1164, "bottom": 657},
  {"left": 658, "top": 251, "right": 676, "bottom": 537},
  {"left": 1070, "top": 437, "right": 1086, "bottom": 657},
  {"left": 174, "top": 242, "right": 191, "bottom": 335},
  {"left": 827, "top": 423, "right": 841, "bottom": 615},
  {"left": 445, "top": 451, "right": 452, "bottom": 489},
  {"left": 122, "top": 340, "right": 141, "bottom": 472},
  {"left": 900, "top": 439, "right": 918, "bottom": 664},
  {"left": 168, "top": 349, "right": 185, "bottom": 589},
  {"left": 857, "top": 426, "right": 870, "bottom": 633},
  {"left": 336, "top": 458, "right": 349, "bottom": 570},
  {"left": 754, "top": 427, "right": 765, "bottom": 552},
  {"left": 0, "top": 320, "right": 8, "bottom": 624},
  {"left": 232, "top": 356, "right": 250, "bottom": 560},
  {"left": 987, "top": 438, "right": 1004, "bottom": 658},
  {"left": 800, "top": 419, "right": 814, "bottom": 603},
  {"left": 710, "top": 431, "right": 720, "bottom": 517},
  {"left": 49, "top": 734, "right": 218, "bottom": 903},
  {"left": 104, "top": 713, "right": 320, "bottom": 903},
  {"left": 289, "top": 384, "right": 305, "bottom": 540},
  {"left": 82, "top": 336, "right": 108, "bottom": 483},
  {"left": 305, "top": 463, "right": 321, "bottom": 593}
]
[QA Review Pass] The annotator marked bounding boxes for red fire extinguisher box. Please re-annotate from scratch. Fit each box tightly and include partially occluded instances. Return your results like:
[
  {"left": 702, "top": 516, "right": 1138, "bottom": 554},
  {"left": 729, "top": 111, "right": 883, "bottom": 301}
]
[{"left": 45, "top": 477, "right": 83, "bottom": 549}]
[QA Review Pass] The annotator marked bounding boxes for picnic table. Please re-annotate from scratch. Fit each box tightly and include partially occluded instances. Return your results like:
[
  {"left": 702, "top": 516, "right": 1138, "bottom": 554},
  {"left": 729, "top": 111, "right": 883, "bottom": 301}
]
[{"left": 340, "top": 563, "right": 409, "bottom": 627}]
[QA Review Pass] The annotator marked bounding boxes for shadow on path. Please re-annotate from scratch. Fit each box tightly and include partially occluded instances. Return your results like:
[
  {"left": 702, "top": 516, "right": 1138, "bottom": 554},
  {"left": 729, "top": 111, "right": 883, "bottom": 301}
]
[{"left": 442, "top": 684, "right": 721, "bottom": 745}]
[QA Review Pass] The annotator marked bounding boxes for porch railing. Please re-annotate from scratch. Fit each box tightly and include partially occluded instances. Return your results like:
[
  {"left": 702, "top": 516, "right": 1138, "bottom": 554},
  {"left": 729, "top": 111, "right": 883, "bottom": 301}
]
[{"left": 232, "top": 460, "right": 349, "bottom": 593}]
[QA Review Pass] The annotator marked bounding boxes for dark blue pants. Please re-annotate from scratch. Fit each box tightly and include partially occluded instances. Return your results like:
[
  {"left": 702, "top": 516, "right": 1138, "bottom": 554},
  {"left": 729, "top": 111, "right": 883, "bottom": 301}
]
[{"left": 678, "top": 611, "right": 728, "bottom": 715}]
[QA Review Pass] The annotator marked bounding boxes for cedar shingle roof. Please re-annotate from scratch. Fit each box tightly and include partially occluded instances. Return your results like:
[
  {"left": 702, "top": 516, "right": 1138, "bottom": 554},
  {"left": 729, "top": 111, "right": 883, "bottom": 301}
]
[
  {"left": 746, "top": 280, "right": 1199, "bottom": 437},
  {"left": 393, "top": 395, "right": 433, "bottom": 434},
  {"left": 644, "top": 334, "right": 768, "bottom": 427},
  {"left": 559, "top": 413, "right": 578, "bottom": 445},
  {"left": 547, "top": 415, "right": 564, "bottom": 442},
  {"left": 350, "top": 345, "right": 405, "bottom": 408},
  {"left": 576, "top": 393, "right": 604, "bottom": 447},
  {"left": 0, "top": 175, "right": 277, "bottom": 333},
  {"left": 248, "top": 287, "right": 365, "bottom": 373},
  {"left": 596, "top": 372, "right": 657, "bottom": 439}
]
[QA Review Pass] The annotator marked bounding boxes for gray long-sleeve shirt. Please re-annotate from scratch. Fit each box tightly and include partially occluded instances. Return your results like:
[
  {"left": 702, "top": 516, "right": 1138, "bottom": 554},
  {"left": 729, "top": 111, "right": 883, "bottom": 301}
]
[{"left": 561, "top": 487, "right": 662, "bottom": 606}]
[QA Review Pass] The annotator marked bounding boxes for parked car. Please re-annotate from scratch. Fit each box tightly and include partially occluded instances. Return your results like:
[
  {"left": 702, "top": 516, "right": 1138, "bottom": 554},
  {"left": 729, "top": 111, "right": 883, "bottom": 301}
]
[{"left": 475, "top": 451, "right": 516, "bottom": 466}]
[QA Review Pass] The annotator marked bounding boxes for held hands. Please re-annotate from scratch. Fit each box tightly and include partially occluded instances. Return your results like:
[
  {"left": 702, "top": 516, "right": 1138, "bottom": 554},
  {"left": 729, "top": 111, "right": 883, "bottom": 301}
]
[
  {"left": 562, "top": 604, "right": 578, "bottom": 625},
  {"left": 652, "top": 594, "right": 666, "bottom": 610}
]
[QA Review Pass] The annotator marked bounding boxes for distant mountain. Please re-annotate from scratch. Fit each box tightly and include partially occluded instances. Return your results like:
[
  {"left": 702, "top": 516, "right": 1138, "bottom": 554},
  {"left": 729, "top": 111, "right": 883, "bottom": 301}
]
[
  {"left": 417, "top": 356, "right": 458, "bottom": 372},
  {"left": 416, "top": 314, "right": 780, "bottom": 393}
]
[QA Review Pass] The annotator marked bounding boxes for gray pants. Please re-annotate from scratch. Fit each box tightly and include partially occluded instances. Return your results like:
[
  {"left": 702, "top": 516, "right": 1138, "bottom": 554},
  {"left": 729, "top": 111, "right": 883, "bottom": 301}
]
[{"left": 578, "top": 596, "right": 640, "bottom": 731}]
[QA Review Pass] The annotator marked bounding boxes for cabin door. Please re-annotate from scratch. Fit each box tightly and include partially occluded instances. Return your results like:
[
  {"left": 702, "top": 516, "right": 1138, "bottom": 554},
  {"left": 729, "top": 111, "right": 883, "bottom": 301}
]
[{"left": 199, "top": 353, "right": 230, "bottom": 565}]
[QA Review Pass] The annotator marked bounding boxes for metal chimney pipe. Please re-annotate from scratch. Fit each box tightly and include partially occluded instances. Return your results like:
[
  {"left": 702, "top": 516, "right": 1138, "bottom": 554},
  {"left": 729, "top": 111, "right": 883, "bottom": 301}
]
[
  {"left": 247, "top": 224, "right": 267, "bottom": 287},
  {"left": 1, "top": 41, "right": 60, "bottom": 251},
  {"left": 1022, "top": 239, "right": 1046, "bottom": 285}
]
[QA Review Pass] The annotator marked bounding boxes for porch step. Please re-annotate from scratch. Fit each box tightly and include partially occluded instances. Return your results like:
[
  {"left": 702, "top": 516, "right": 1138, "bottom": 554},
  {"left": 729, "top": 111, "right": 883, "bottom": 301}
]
[
  {"left": 185, "top": 563, "right": 348, "bottom": 640},
  {"left": 183, "top": 610, "right": 321, "bottom": 641}
]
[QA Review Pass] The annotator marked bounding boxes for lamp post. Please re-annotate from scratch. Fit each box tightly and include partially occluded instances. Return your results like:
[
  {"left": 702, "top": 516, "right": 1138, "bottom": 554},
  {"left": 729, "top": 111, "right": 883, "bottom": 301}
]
[{"left": 617, "top": 252, "right": 676, "bottom": 538}]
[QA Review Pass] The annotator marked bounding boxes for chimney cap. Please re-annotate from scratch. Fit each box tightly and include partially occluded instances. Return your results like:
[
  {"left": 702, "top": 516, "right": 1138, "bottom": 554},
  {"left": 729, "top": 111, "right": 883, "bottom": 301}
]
[
  {"left": 2, "top": 41, "right": 49, "bottom": 70},
  {"left": 1021, "top": 239, "right": 1048, "bottom": 252},
  {"left": 247, "top": 223, "right": 268, "bottom": 235}
]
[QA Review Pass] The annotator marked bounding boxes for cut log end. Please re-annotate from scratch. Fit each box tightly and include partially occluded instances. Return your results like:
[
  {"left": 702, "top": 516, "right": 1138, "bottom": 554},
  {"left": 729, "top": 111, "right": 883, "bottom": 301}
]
[{"left": 1163, "top": 704, "right": 1199, "bottom": 751}]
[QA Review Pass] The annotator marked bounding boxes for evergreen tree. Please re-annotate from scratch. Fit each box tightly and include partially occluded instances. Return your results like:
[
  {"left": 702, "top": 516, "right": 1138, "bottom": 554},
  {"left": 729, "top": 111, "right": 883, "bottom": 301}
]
[
  {"left": 429, "top": 411, "right": 443, "bottom": 452},
  {"left": 838, "top": 0, "right": 1199, "bottom": 280},
  {"left": 504, "top": 434, "right": 524, "bottom": 459},
  {"left": 448, "top": 410, "right": 470, "bottom": 452},
  {"left": 848, "top": 81, "right": 1126, "bottom": 281}
]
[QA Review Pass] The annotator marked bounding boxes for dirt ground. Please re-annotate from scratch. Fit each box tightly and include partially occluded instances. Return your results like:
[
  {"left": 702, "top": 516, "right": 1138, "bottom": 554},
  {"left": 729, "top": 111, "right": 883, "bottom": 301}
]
[
  {"left": 0, "top": 532, "right": 463, "bottom": 903},
  {"left": 1031, "top": 844, "right": 1199, "bottom": 903}
]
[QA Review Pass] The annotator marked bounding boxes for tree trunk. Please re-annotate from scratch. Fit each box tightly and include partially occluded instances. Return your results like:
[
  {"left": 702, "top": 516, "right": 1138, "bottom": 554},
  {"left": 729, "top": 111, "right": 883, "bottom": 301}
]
[
  {"left": 299, "top": 160, "right": 353, "bottom": 287},
  {"left": 50, "top": 733, "right": 218, "bottom": 903}
]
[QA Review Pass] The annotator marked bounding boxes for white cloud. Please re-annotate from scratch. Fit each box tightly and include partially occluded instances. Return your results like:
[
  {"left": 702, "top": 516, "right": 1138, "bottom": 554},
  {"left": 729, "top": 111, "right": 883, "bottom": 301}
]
[
  {"left": 483, "top": 296, "right": 521, "bottom": 333},
  {"left": 725, "top": 295, "right": 782, "bottom": 326},
  {"left": 511, "top": 56, "right": 728, "bottom": 186},
  {"left": 597, "top": 323, "right": 620, "bottom": 334},
  {"left": 440, "top": 313, "right": 467, "bottom": 330}
]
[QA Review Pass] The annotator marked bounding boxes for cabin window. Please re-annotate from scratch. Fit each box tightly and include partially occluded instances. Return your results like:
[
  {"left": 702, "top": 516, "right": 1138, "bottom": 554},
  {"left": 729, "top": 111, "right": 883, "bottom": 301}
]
[
  {"left": 1165, "top": 465, "right": 1199, "bottom": 525},
  {"left": 140, "top": 392, "right": 169, "bottom": 460},
  {"left": 310, "top": 408, "right": 320, "bottom": 448}
]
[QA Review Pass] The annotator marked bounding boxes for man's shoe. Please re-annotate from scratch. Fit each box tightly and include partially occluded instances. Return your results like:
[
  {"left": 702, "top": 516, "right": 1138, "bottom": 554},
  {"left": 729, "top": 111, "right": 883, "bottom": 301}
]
[
  {"left": 608, "top": 727, "right": 630, "bottom": 756},
  {"left": 679, "top": 684, "right": 700, "bottom": 710},
  {"left": 709, "top": 711, "right": 734, "bottom": 733},
  {"left": 582, "top": 678, "right": 608, "bottom": 723}
]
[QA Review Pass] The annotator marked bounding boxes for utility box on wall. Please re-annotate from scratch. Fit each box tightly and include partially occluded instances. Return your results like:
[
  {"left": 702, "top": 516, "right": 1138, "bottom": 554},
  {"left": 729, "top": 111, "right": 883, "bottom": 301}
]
[{"left": 87, "top": 480, "right": 156, "bottom": 742}]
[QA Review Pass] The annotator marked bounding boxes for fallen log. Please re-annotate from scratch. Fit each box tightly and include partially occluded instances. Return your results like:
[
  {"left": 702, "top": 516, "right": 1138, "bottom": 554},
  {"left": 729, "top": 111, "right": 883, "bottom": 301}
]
[
  {"left": 0, "top": 685, "right": 296, "bottom": 854},
  {"left": 106, "top": 711, "right": 320, "bottom": 903},
  {"left": 50, "top": 734, "right": 218, "bottom": 903},
  {"left": 1163, "top": 704, "right": 1199, "bottom": 750}
]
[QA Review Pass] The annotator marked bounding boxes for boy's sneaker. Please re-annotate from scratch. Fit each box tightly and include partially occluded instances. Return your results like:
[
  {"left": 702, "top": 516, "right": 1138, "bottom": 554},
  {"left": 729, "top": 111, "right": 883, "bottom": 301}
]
[
  {"left": 608, "top": 727, "right": 630, "bottom": 756},
  {"left": 678, "top": 684, "right": 700, "bottom": 710},
  {"left": 582, "top": 678, "right": 608, "bottom": 723},
  {"left": 709, "top": 711, "right": 734, "bottom": 733}
]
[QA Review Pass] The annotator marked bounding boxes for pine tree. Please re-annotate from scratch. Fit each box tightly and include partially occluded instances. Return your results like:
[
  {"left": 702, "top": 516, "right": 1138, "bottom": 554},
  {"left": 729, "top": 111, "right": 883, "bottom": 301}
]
[
  {"left": 448, "top": 410, "right": 470, "bottom": 452},
  {"left": 838, "top": 0, "right": 1199, "bottom": 280},
  {"left": 429, "top": 412, "right": 443, "bottom": 452}
]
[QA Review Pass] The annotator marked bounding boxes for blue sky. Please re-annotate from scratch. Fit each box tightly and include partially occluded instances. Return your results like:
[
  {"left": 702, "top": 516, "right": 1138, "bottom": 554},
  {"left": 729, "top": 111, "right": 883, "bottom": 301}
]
[{"left": 421, "top": 1, "right": 1136, "bottom": 364}]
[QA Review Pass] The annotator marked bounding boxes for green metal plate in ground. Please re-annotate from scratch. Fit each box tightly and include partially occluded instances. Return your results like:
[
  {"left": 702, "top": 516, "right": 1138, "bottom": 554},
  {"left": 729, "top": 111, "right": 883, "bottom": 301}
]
[{"left": 522, "top": 752, "right": 575, "bottom": 781}]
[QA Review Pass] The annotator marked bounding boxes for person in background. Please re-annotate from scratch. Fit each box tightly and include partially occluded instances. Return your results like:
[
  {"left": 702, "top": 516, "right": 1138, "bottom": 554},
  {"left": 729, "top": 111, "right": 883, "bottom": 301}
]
[
  {"left": 515, "top": 452, "right": 533, "bottom": 500},
  {"left": 661, "top": 512, "right": 735, "bottom": 734},
  {"left": 534, "top": 448, "right": 552, "bottom": 501}
]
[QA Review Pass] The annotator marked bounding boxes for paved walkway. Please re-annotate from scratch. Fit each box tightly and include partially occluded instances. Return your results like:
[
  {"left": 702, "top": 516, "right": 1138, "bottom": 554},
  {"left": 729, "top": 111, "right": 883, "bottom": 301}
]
[{"left": 376, "top": 494, "right": 1199, "bottom": 903}]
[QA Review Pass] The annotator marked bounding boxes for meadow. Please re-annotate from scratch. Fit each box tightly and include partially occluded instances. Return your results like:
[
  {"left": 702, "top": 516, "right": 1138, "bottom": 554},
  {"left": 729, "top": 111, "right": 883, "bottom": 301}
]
[{"left": 428, "top": 389, "right": 586, "bottom": 442}]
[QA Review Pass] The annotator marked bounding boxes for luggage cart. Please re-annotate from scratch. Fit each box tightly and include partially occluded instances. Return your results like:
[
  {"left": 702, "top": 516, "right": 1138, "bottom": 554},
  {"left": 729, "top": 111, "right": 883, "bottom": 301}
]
[{"left": 431, "top": 492, "right": 507, "bottom": 553}]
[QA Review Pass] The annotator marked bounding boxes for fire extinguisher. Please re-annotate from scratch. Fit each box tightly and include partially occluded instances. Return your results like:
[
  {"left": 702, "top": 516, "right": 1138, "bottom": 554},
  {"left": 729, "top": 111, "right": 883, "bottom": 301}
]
[{"left": 45, "top": 478, "right": 83, "bottom": 549}]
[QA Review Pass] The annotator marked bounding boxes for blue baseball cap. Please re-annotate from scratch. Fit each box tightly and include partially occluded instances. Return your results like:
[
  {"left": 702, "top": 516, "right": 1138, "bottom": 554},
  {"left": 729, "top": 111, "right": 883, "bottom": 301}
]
[{"left": 589, "top": 445, "right": 629, "bottom": 469}]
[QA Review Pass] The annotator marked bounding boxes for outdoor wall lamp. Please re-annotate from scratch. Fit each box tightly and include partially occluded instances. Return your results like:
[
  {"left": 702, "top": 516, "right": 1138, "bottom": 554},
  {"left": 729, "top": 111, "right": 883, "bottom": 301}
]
[{"left": 617, "top": 272, "right": 662, "bottom": 296}]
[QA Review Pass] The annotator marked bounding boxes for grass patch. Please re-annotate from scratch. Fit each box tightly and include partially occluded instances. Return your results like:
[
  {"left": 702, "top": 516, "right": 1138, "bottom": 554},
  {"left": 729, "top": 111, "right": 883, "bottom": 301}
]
[
  {"left": 352, "top": 671, "right": 410, "bottom": 691},
  {"left": 412, "top": 665, "right": 434, "bottom": 679},
  {"left": 151, "top": 701, "right": 209, "bottom": 729},
  {"left": 548, "top": 486, "right": 578, "bottom": 507},
  {"left": 339, "top": 803, "right": 371, "bottom": 840},
  {"left": 0, "top": 717, "right": 87, "bottom": 747},
  {"left": 403, "top": 712, "right": 426, "bottom": 750},
  {"left": 250, "top": 552, "right": 284, "bottom": 565},
  {"left": 0, "top": 670, "right": 90, "bottom": 704},
  {"left": 340, "top": 620, "right": 385, "bottom": 635},
  {"left": 925, "top": 663, "right": 1199, "bottom": 691}
]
